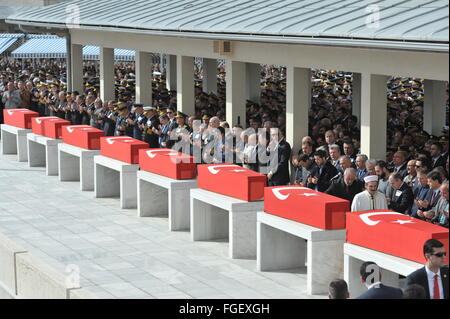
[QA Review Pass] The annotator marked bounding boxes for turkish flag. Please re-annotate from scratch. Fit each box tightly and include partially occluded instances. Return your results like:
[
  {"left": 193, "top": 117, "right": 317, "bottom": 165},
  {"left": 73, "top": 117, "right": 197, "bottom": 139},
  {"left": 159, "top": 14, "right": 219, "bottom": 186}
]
[
  {"left": 43, "top": 118, "right": 70, "bottom": 139},
  {"left": 31, "top": 116, "right": 61, "bottom": 136},
  {"left": 197, "top": 164, "right": 266, "bottom": 201},
  {"left": 139, "top": 148, "right": 197, "bottom": 180},
  {"left": 347, "top": 210, "right": 449, "bottom": 264},
  {"left": 100, "top": 136, "right": 148, "bottom": 164},
  {"left": 61, "top": 125, "right": 105, "bottom": 150},
  {"left": 264, "top": 186, "right": 350, "bottom": 229},
  {"left": 3, "top": 109, "right": 39, "bottom": 129}
]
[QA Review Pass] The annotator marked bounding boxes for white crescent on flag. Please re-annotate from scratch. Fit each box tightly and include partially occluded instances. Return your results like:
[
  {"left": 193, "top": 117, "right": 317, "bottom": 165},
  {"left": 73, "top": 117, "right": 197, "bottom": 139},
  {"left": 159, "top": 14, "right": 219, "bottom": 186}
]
[
  {"left": 7, "top": 109, "right": 28, "bottom": 116},
  {"left": 271, "top": 186, "right": 311, "bottom": 200},
  {"left": 36, "top": 116, "right": 58, "bottom": 124},
  {"left": 106, "top": 137, "right": 135, "bottom": 144},
  {"left": 146, "top": 149, "right": 179, "bottom": 158},
  {"left": 207, "top": 164, "right": 244, "bottom": 175},
  {"left": 359, "top": 211, "right": 414, "bottom": 226},
  {"left": 66, "top": 125, "right": 91, "bottom": 133}
]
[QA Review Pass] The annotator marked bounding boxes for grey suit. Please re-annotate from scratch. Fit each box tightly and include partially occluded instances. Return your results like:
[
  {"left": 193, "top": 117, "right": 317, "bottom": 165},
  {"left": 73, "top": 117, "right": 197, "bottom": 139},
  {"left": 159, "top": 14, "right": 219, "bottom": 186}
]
[{"left": 2, "top": 90, "right": 22, "bottom": 109}]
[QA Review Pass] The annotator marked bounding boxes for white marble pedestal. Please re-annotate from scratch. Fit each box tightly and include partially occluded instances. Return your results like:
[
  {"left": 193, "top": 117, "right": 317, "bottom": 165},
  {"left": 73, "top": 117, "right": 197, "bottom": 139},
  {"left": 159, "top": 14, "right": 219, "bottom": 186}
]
[
  {"left": 137, "top": 170, "right": 197, "bottom": 231},
  {"left": 344, "top": 243, "right": 422, "bottom": 298},
  {"left": 27, "top": 133, "right": 61, "bottom": 176},
  {"left": 257, "top": 212, "right": 346, "bottom": 295},
  {"left": 1, "top": 124, "right": 31, "bottom": 162},
  {"left": 190, "top": 188, "right": 263, "bottom": 259},
  {"left": 58, "top": 143, "right": 100, "bottom": 191},
  {"left": 94, "top": 155, "right": 138, "bottom": 209}
]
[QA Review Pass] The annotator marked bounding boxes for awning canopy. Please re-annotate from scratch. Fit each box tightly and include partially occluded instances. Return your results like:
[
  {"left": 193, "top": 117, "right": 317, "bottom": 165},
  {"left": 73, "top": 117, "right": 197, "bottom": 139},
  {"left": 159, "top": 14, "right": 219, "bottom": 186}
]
[
  {"left": 11, "top": 37, "right": 135, "bottom": 61},
  {"left": 5, "top": 0, "right": 449, "bottom": 53},
  {"left": 0, "top": 35, "right": 20, "bottom": 55}
]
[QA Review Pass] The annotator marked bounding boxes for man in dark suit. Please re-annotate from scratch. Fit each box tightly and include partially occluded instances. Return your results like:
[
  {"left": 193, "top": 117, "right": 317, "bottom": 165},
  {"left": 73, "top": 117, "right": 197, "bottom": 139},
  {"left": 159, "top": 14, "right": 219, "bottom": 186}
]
[
  {"left": 391, "top": 151, "right": 408, "bottom": 179},
  {"left": 308, "top": 150, "right": 338, "bottom": 192},
  {"left": 387, "top": 172, "right": 414, "bottom": 214},
  {"left": 410, "top": 169, "right": 432, "bottom": 217},
  {"left": 356, "top": 261, "right": 403, "bottom": 299},
  {"left": 430, "top": 142, "right": 447, "bottom": 170},
  {"left": 406, "top": 239, "right": 449, "bottom": 299},
  {"left": 325, "top": 167, "right": 363, "bottom": 204},
  {"left": 267, "top": 127, "right": 291, "bottom": 186}
]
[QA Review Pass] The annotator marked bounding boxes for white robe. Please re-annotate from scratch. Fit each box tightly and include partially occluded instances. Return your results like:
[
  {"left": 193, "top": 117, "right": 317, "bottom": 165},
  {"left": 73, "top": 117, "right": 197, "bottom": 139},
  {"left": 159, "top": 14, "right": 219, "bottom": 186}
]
[{"left": 351, "top": 190, "right": 388, "bottom": 212}]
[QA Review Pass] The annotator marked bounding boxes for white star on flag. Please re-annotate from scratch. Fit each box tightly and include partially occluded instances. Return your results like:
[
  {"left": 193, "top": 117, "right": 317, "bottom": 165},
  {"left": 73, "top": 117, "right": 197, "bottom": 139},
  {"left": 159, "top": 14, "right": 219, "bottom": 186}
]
[{"left": 391, "top": 219, "right": 415, "bottom": 225}]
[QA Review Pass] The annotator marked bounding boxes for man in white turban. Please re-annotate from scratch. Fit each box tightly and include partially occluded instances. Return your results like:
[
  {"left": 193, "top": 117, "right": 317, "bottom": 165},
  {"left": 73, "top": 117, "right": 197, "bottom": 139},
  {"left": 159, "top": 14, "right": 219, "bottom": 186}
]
[{"left": 351, "top": 175, "right": 388, "bottom": 212}]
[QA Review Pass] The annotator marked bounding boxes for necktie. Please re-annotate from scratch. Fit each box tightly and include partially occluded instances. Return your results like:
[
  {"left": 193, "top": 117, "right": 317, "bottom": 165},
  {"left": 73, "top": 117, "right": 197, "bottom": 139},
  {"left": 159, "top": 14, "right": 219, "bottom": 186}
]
[
  {"left": 434, "top": 274, "right": 440, "bottom": 299},
  {"left": 431, "top": 191, "right": 437, "bottom": 206}
]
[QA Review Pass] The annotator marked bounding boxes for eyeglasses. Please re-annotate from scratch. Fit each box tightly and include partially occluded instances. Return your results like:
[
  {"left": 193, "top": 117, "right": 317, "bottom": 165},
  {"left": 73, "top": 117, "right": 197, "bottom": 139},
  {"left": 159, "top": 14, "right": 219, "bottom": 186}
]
[{"left": 431, "top": 252, "right": 446, "bottom": 258}]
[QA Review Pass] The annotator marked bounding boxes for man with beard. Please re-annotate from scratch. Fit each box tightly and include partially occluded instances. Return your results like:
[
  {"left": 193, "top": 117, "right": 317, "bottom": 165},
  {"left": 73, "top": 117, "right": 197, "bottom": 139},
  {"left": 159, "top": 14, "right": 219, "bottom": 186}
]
[
  {"left": 351, "top": 175, "right": 388, "bottom": 212},
  {"left": 375, "top": 160, "right": 391, "bottom": 196}
]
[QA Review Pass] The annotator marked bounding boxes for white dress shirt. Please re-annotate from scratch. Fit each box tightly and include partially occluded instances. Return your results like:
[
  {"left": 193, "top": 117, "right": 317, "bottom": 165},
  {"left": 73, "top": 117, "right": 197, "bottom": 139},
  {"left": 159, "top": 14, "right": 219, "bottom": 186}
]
[{"left": 425, "top": 266, "right": 444, "bottom": 299}]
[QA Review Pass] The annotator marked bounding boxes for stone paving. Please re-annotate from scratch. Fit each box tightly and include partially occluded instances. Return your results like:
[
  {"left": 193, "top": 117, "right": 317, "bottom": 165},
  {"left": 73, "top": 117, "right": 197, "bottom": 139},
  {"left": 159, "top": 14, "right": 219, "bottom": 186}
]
[{"left": 0, "top": 152, "right": 325, "bottom": 299}]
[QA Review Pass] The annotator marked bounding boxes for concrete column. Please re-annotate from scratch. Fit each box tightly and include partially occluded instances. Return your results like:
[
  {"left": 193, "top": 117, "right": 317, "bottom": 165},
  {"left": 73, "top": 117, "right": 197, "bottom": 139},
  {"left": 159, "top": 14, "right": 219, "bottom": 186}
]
[
  {"left": 352, "top": 73, "right": 361, "bottom": 125},
  {"left": 177, "top": 55, "right": 195, "bottom": 115},
  {"left": 99, "top": 47, "right": 115, "bottom": 102},
  {"left": 226, "top": 60, "right": 247, "bottom": 127},
  {"left": 66, "top": 35, "right": 72, "bottom": 92},
  {"left": 286, "top": 66, "right": 310, "bottom": 156},
  {"left": 246, "top": 63, "right": 261, "bottom": 104},
  {"left": 135, "top": 51, "right": 153, "bottom": 106},
  {"left": 70, "top": 43, "right": 83, "bottom": 93},
  {"left": 166, "top": 54, "right": 177, "bottom": 91},
  {"left": 424, "top": 80, "right": 447, "bottom": 136},
  {"left": 360, "top": 74, "right": 388, "bottom": 160},
  {"left": 203, "top": 58, "right": 218, "bottom": 94}
]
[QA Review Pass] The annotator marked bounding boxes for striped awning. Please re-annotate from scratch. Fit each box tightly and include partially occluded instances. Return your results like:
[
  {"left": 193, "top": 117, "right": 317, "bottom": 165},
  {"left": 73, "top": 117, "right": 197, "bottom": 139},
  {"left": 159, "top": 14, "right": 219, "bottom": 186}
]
[
  {"left": 0, "top": 37, "right": 19, "bottom": 55},
  {"left": 11, "top": 37, "right": 135, "bottom": 61}
]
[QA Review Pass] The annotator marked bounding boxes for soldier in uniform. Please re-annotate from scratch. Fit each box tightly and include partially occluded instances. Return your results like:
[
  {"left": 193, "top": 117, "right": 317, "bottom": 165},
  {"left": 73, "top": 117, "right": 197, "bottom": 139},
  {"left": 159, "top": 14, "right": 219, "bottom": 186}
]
[
  {"left": 142, "top": 106, "right": 160, "bottom": 148},
  {"left": 128, "top": 104, "right": 145, "bottom": 140},
  {"left": 102, "top": 101, "right": 118, "bottom": 136},
  {"left": 168, "top": 111, "right": 191, "bottom": 151},
  {"left": 115, "top": 103, "right": 134, "bottom": 137}
]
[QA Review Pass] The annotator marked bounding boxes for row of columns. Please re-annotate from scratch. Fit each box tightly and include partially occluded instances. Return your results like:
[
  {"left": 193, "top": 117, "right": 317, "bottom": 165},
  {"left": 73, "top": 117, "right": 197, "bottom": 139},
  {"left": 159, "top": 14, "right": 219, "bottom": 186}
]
[{"left": 69, "top": 44, "right": 447, "bottom": 160}]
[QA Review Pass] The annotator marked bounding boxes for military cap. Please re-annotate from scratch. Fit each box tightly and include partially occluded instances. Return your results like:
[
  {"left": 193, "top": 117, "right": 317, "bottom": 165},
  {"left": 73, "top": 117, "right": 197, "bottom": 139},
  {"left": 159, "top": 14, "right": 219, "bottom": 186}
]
[
  {"left": 118, "top": 104, "right": 128, "bottom": 111},
  {"left": 175, "top": 111, "right": 187, "bottom": 119},
  {"left": 143, "top": 106, "right": 156, "bottom": 111},
  {"left": 202, "top": 114, "right": 210, "bottom": 120},
  {"left": 133, "top": 103, "right": 144, "bottom": 108}
]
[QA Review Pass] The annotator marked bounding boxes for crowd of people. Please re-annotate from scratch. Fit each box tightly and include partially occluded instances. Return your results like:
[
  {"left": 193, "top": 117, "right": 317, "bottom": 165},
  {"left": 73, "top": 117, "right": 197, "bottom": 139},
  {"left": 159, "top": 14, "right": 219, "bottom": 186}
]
[
  {"left": 1, "top": 54, "right": 449, "bottom": 300},
  {"left": 1, "top": 56, "right": 449, "bottom": 228}
]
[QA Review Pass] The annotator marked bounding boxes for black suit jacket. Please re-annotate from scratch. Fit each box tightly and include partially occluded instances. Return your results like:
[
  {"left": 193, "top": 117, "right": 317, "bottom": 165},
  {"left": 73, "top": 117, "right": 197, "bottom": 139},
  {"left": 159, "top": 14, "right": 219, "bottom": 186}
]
[
  {"left": 432, "top": 155, "right": 447, "bottom": 170},
  {"left": 388, "top": 183, "right": 414, "bottom": 214},
  {"left": 308, "top": 161, "right": 338, "bottom": 192},
  {"left": 356, "top": 283, "right": 403, "bottom": 299},
  {"left": 394, "top": 162, "right": 408, "bottom": 180},
  {"left": 324, "top": 177, "right": 364, "bottom": 204},
  {"left": 268, "top": 139, "right": 291, "bottom": 186},
  {"left": 406, "top": 266, "right": 449, "bottom": 299}
]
